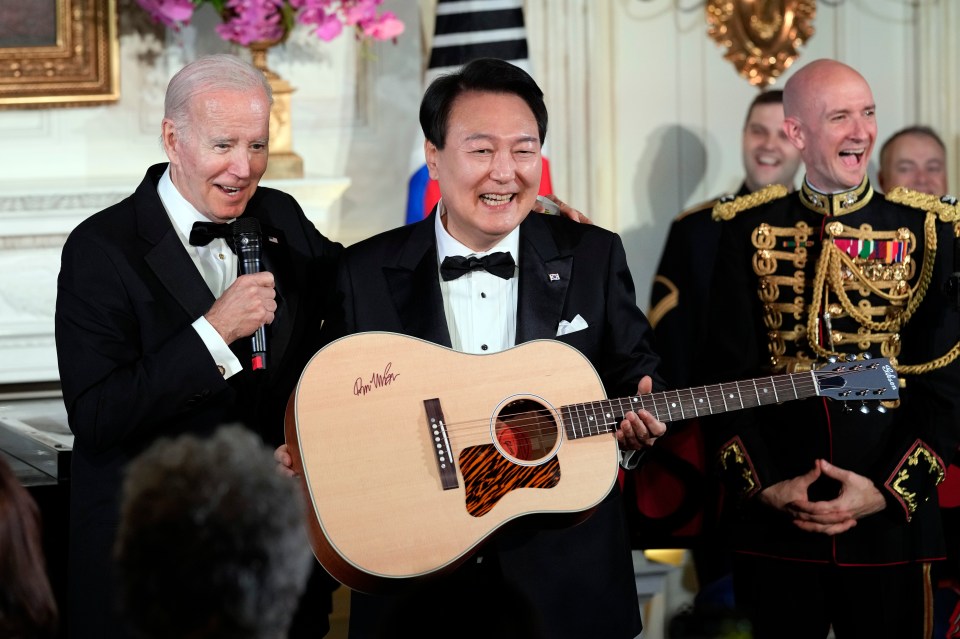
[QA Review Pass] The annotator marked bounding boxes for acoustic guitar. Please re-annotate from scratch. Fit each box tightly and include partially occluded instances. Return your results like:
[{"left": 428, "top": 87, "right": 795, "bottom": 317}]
[{"left": 284, "top": 331, "right": 898, "bottom": 593}]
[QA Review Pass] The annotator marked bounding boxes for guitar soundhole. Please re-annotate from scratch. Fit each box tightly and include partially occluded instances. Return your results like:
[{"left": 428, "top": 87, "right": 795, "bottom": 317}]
[{"left": 495, "top": 399, "right": 557, "bottom": 463}]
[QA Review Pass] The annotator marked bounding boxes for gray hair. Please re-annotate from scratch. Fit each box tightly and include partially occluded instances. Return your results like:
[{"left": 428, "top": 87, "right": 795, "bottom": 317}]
[
  {"left": 115, "top": 425, "right": 312, "bottom": 639},
  {"left": 164, "top": 54, "right": 273, "bottom": 136}
]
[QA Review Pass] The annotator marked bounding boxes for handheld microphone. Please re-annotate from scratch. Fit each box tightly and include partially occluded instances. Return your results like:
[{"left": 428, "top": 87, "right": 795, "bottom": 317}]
[{"left": 231, "top": 217, "right": 267, "bottom": 371}]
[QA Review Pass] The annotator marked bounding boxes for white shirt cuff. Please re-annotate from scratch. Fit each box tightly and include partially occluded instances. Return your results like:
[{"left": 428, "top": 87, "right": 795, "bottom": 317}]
[
  {"left": 619, "top": 448, "right": 646, "bottom": 470},
  {"left": 192, "top": 317, "right": 242, "bottom": 379}
]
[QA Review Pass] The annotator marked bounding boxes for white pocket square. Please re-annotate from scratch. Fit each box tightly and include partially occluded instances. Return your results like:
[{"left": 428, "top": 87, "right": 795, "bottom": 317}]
[{"left": 556, "top": 314, "right": 589, "bottom": 336}]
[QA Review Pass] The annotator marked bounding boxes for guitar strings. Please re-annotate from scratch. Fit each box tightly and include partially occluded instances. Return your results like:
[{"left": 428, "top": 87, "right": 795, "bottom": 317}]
[{"left": 427, "top": 370, "right": 878, "bottom": 450}]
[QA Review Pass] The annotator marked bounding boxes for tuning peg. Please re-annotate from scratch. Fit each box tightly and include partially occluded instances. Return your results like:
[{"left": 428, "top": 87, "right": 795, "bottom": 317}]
[
  {"left": 845, "top": 354, "right": 857, "bottom": 362},
  {"left": 860, "top": 352, "right": 872, "bottom": 360},
  {"left": 827, "top": 356, "right": 839, "bottom": 364},
  {"left": 876, "top": 403, "right": 887, "bottom": 414},
  {"left": 859, "top": 403, "right": 870, "bottom": 414}
]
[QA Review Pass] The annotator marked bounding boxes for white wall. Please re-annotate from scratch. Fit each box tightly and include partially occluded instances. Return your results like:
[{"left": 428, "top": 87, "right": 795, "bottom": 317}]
[
  {"left": 524, "top": 0, "right": 940, "bottom": 312},
  {"left": 2, "top": 0, "right": 958, "bottom": 385}
]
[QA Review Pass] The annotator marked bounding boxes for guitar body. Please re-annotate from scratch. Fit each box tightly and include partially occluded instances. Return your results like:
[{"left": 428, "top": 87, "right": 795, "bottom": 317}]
[{"left": 286, "top": 332, "right": 619, "bottom": 593}]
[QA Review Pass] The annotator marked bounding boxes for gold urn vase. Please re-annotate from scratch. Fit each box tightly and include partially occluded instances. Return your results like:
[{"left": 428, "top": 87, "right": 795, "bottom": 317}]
[{"left": 249, "top": 41, "right": 304, "bottom": 179}]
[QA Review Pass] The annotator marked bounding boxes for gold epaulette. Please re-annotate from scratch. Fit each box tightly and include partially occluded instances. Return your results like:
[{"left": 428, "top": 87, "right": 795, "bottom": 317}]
[
  {"left": 886, "top": 187, "right": 960, "bottom": 224},
  {"left": 712, "top": 184, "right": 789, "bottom": 221},
  {"left": 675, "top": 197, "right": 719, "bottom": 222}
]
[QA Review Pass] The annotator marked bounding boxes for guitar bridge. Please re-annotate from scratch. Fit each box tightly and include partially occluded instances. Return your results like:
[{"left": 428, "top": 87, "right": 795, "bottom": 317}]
[{"left": 424, "top": 398, "right": 458, "bottom": 490}]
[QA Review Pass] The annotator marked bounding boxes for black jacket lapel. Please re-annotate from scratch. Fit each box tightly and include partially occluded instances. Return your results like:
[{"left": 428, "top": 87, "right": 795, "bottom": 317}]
[
  {"left": 136, "top": 167, "right": 214, "bottom": 322},
  {"left": 384, "top": 217, "right": 452, "bottom": 347},
  {"left": 516, "top": 214, "right": 572, "bottom": 343}
]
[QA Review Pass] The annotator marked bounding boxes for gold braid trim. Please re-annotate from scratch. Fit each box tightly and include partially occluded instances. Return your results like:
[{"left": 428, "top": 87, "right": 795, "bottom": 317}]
[
  {"left": 807, "top": 212, "right": 960, "bottom": 373},
  {"left": 712, "top": 184, "right": 788, "bottom": 221},
  {"left": 886, "top": 187, "right": 960, "bottom": 223},
  {"left": 806, "top": 239, "right": 836, "bottom": 359},
  {"left": 897, "top": 340, "right": 960, "bottom": 374},
  {"left": 648, "top": 275, "right": 678, "bottom": 328}
]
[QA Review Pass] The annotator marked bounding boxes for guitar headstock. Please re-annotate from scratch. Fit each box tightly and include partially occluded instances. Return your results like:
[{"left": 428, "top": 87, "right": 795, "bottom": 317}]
[{"left": 813, "top": 353, "right": 900, "bottom": 408}]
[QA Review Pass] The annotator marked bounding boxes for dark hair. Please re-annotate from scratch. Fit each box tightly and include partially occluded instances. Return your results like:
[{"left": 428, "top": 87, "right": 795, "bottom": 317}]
[
  {"left": 744, "top": 89, "right": 784, "bottom": 128},
  {"left": 879, "top": 125, "right": 946, "bottom": 166},
  {"left": 0, "top": 456, "right": 58, "bottom": 639},
  {"left": 115, "top": 426, "right": 312, "bottom": 639},
  {"left": 419, "top": 57, "right": 548, "bottom": 149}
]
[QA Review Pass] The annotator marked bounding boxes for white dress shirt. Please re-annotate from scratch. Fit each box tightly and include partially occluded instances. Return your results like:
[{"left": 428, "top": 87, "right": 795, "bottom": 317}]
[
  {"left": 157, "top": 167, "right": 241, "bottom": 378},
  {"left": 434, "top": 204, "right": 642, "bottom": 468},
  {"left": 434, "top": 201, "right": 519, "bottom": 355}
]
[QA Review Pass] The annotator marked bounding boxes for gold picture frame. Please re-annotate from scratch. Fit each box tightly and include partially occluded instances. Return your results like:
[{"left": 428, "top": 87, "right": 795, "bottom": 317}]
[{"left": 0, "top": 0, "right": 119, "bottom": 109}]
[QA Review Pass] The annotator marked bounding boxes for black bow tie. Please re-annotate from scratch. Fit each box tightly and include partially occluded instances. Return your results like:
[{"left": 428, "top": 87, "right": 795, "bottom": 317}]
[
  {"left": 440, "top": 252, "right": 516, "bottom": 281},
  {"left": 189, "top": 221, "right": 232, "bottom": 247}
]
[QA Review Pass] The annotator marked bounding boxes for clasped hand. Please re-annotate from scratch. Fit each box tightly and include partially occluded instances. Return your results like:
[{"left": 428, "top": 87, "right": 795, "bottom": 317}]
[{"left": 758, "top": 459, "right": 886, "bottom": 535}]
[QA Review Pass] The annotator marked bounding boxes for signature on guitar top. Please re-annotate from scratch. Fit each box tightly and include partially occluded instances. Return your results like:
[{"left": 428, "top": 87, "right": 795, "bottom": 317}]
[{"left": 284, "top": 331, "right": 898, "bottom": 593}]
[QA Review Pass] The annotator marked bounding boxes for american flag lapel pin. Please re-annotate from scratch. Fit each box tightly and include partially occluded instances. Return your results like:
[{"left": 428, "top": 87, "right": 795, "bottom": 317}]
[
  {"left": 268, "top": 235, "right": 279, "bottom": 244},
  {"left": 549, "top": 273, "right": 560, "bottom": 281}
]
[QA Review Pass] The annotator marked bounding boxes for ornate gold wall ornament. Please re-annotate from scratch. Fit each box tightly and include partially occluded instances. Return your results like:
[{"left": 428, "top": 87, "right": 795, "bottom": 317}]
[{"left": 705, "top": 0, "right": 817, "bottom": 87}]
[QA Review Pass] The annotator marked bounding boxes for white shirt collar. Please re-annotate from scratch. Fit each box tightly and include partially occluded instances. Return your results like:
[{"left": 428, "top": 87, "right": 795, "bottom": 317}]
[
  {"left": 804, "top": 176, "right": 856, "bottom": 196},
  {"left": 434, "top": 199, "right": 521, "bottom": 262},
  {"left": 157, "top": 166, "right": 232, "bottom": 243}
]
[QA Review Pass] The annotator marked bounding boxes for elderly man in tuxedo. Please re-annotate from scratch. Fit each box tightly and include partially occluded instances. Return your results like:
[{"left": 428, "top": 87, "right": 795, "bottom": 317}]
[{"left": 56, "top": 54, "right": 341, "bottom": 638}]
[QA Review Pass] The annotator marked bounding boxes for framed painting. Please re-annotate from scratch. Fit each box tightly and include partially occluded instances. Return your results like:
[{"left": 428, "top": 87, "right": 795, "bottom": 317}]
[{"left": 0, "top": 0, "right": 119, "bottom": 109}]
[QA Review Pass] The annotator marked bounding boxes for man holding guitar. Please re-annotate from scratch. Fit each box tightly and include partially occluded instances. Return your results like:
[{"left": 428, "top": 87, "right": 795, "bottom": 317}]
[{"left": 279, "top": 57, "right": 666, "bottom": 638}]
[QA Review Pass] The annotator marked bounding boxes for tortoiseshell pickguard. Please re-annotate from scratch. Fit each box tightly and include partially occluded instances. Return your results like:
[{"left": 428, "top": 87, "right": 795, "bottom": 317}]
[{"left": 460, "top": 444, "right": 560, "bottom": 517}]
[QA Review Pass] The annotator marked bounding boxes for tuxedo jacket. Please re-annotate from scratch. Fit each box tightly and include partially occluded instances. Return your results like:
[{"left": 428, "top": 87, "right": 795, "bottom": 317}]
[
  {"left": 321, "top": 212, "right": 662, "bottom": 639},
  {"left": 55, "top": 163, "right": 342, "bottom": 637}
]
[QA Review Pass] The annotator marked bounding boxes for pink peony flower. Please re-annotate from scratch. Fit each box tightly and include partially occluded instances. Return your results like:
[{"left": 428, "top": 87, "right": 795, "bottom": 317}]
[
  {"left": 136, "top": 0, "right": 403, "bottom": 45},
  {"left": 362, "top": 11, "right": 404, "bottom": 41},
  {"left": 342, "top": 0, "right": 378, "bottom": 26},
  {"left": 311, "top": 13, "right": 344, "bottom": 42},
  {"left": 135, "top": 0, "right": 195, "bottom": 29},
  {"left": 216, "top": 0, "right": 286, "bottom": 45}
]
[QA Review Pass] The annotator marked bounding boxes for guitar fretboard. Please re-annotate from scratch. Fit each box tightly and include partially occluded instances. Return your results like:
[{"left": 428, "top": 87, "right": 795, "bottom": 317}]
[{"left": 560, "top": 372, "right": 818, "bottom": 439}]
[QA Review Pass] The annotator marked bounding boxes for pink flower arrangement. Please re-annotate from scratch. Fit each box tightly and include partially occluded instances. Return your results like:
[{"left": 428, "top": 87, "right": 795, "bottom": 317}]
[{"left": 136, "top": 0, "right": 404, "bottom": 46}]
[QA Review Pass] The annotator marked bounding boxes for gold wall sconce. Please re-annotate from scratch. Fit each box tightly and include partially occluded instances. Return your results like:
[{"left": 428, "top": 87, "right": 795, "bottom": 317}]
[{"left": 706, "top": 0, "right": 816, "bottom": 87}]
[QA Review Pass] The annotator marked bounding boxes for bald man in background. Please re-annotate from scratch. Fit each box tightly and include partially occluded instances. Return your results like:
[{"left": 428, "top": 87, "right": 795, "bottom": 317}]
[{"left": 701, "top": 59, "right": 960, "bottom": 638}]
